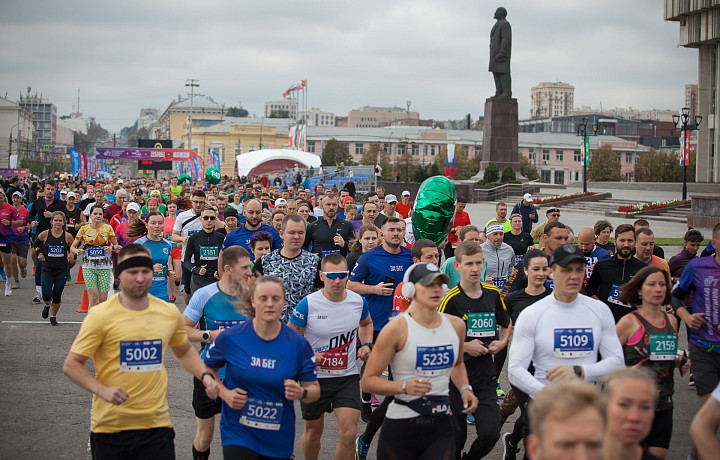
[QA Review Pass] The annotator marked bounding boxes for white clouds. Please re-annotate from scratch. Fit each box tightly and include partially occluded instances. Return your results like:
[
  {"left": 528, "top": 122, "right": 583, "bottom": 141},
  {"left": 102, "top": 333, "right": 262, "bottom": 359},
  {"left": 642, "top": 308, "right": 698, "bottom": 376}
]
[{"left": 0, "top": 0, "right": 697, "bottom": 131}]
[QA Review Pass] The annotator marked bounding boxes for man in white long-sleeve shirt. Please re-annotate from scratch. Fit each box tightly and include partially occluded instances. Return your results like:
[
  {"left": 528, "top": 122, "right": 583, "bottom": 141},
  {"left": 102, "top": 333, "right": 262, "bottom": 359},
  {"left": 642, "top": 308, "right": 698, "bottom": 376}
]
[{"left": 508, "top": 244, "right": 623, "bottom": 398}]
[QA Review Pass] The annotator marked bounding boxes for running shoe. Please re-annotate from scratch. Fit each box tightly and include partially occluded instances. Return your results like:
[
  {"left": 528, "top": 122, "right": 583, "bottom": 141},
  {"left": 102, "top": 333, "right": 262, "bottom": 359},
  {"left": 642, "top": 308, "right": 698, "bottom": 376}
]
[
  {"left": 0, "top": 267, "right": 6, "bottom": 280},
  {"left": 175, "top": 279, "right": 181, "bottom": 286},
  {"left": 13, "top": 281, "right": 19, "bottom": 289},
  {"left": 496, "top": 379, "right": 506, "bottom": 398},
  {"left": 20, "top": 266, "right": 27, "bottom": 278},
  {"left": 32, "top": 294, "right": 41, "bottom": 303},
  {"left": 688, "top": 373, "right": 695, "bottom": 387},
  {"left": 355, "top": 436, "right": 369, "bottom": 460},
  {"left": 502, "top": 432, "right": 519, "bottom": 460},
  {"left": 170, "top": 296, "right": 176, "bottom": 302},
  {"left": 50, "top": 317, "right": 58, "bottom": 326},
  {"left": 370, "top": 394, "right": 381, "bottom": 406},
  {"left": 67, "top": 273, "right": 72, "bottom": 282},
  {"left": 360, "top": 402, "right": 372, "bottom": 424},
  {"left": 467, "top": 413, "right": 475, "bottom": 425},
  {"left": 4, "top": 282, "right": 12, "bottom": 296},
  {"left": 42, "top": 305, "right": 50, "bottom": 319}
]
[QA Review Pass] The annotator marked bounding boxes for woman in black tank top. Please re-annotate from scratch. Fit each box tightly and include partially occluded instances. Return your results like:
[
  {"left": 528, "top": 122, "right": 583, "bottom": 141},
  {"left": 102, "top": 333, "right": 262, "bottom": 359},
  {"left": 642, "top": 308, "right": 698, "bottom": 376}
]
[
  {"left": 35, "top": 211, "right": 74, "bottom": 326},
  {"left": 616, "top": 266, "right": 690, "bottom": 459}
]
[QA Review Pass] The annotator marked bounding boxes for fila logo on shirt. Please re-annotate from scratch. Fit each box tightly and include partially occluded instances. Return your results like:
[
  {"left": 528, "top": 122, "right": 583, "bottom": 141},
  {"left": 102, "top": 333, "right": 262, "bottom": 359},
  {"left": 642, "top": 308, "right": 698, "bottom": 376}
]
[{"left": 250, "top": 357, "right": 277, "bottom": 369}]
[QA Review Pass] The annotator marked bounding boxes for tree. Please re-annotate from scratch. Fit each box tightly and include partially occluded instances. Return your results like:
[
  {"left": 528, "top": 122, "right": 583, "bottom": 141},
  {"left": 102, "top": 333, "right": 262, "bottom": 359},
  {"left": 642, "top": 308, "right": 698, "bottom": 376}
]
[
  {"left": 226, "top": 106, "right": 248, "bottom": 117},
  {"left": 359, "top": 143, "right": 393, "bottom": 180},
  {"left": 268, "top": 110, "right": 289, "bottom": 118},
  {"left": 519, "top": 155, "right": 540, "bottom": 181},
  {"left": 501, "top": 166, "right": 516, "bottom": 183},
  {"left": 588, "top": 145, "right": 621, "bottom": 181},
  {"left": 321, "top": 138, "right": 354, "bottom": 166},
  {"left": 634, "top": 148, "right": 696, "bottom": 182},
  {"left": 394, "top": 149, "right": 423, "bottom": 182},
  {"left": 431, "top": 145, "right": 479, "bottom": 180},
  {"left": 482, "top": 163, "right": 500, "bottom": 183}
]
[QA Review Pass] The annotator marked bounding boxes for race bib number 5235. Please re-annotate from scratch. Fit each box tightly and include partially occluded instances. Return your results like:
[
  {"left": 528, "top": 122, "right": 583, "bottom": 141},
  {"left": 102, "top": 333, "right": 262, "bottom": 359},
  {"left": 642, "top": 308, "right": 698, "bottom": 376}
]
[{"left": 416, "top": 345, "right": 454, "bottom": 376}]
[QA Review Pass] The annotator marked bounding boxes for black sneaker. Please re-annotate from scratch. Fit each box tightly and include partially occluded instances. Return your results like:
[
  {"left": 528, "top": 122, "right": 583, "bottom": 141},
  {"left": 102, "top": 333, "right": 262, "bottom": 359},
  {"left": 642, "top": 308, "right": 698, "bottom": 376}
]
[
  {"left": 360, "top": 402, "right": 372, "bottom": 424},
  {"left": 32, "top": 294, "right": 41, "bottom": 303},
  {"left": 50, "top": 317, "right": 58, "bottom": 326},
  {"left": 42, "top": 305, "right": 50, "bottom": 319},
  {"left": 503, "top": 432, "right": 519, "bottom": 460}
]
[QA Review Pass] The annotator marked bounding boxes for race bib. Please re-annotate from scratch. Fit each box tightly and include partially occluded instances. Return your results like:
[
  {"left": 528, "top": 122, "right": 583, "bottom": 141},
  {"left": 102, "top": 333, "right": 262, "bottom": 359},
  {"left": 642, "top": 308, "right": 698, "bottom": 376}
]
[
  {"left": 239, "top": 398, "right": 283, "bottom": 431},
  {"left": 317, "top": 350, "right": 348, "bottom": 375},
  {"left": 607, "top": 284, "right": 631, "bottom": 308},
  {"left": 212, "top": 319, "right": 244, "bottom": 330},
  {"left": 649, "top": 334, "right": 678, "bottom": 361},
  {"left": 68, "top": 218, "right": 76, "bottom": 228},
  {"left": 515, "top": 254, "right": 524, "bottom": 265},
  {"left": 416, "top": 345, "right": 454, "bottom": 376},
  {"left": 545, "top": 278, "right": 554, "bottom": 290},
  {"left": 492, "top": 277, "right": 508, "bottom": 290},
  {"left": 165, "top": 232, "right": 177, "bottom": 248},
  {"left": 321, "top": 249, "right": 340, "bottom": 258},
  {"left": 153, "top": 266, "right": 167, "bottom": 280},
  {"left": 119, "top": 339, "right": 162, "bottom": 372},
  {"left": 47, "top": 245, "right": 65, "bottom": 257},
  {"left": 554, "top": 328, "right": 594, "bottom": 358},
  {"left": 200, "top": 246, "right": 219, "bottom": 260},
  {"left": 467, "top": 312, "right": 496, "bottom": 338},
  {"left": 187, "top": 230, "right": 200, "bottom": 237},
  {"left": 86, "top": 246, "right": 105, "bottom": 259}
]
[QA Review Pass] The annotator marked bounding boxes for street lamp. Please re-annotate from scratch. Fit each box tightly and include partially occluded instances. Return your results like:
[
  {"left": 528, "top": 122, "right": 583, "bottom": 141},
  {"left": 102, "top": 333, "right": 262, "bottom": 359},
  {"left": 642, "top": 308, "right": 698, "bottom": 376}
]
[
  {"left": 673, "top": 107, "right": 702, "bottom": 200},
  {"left": 576, "top": 117, "right": 598, "bottom": 193}
]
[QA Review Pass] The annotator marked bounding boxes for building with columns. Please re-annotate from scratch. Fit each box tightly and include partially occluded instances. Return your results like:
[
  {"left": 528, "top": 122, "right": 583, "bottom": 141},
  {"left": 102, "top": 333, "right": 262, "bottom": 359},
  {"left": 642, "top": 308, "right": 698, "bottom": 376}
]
[
  {"left": 530, "top": 82, "right": 574, "bottom": 119},
  {"left": 665, "top": 1, "right": 720, "bottom": 182}
]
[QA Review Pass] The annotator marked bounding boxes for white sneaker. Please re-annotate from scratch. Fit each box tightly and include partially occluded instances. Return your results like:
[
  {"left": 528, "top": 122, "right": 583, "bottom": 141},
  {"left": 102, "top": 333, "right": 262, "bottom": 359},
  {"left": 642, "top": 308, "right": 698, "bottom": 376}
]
[{"left": 5, "top": 282, "right": 12, "bottom": 296}]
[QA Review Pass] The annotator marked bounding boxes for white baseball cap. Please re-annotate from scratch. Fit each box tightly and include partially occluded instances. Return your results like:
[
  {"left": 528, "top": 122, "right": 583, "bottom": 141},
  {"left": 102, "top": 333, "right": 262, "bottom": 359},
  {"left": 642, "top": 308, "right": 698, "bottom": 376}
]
[
  {"left": 66, "top": 191, "right": 76, "bottom": 198},
  {"left": 401, "top": 190, "right": 411, "bottom": 196},
  {"left": 523, "top": 193, "right": 533, "bottom": 202},
  {"left": 127, "top": 202, "right": 141, "bottom": 212},
  {"left": 274, "top": 198, "right": 288, "bottom": 207},
  {"left": 385, "top": 194, "right": 398, "bottom": 203},
  {"left": 117, "top": 179, "right": 124, "bottom": 184}
]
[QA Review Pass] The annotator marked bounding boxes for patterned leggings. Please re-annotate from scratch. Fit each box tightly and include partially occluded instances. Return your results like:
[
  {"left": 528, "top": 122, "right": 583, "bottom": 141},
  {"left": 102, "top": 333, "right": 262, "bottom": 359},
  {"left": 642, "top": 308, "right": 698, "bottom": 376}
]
[{"left": 83, "top": 267, "right": 113, "bottom": 292}]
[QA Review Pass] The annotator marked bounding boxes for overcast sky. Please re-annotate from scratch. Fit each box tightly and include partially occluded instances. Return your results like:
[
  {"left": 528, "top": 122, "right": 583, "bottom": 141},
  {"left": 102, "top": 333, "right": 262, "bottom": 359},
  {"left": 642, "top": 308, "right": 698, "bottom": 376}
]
[{"left": 0, "top": 0, "right": 697, "bottom": 133}]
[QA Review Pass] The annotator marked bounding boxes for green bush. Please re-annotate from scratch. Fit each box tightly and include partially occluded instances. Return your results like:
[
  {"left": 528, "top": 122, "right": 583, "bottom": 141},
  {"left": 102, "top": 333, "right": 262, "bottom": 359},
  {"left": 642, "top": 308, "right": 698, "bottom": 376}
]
[
  {"left": 482, "top": 163, "right": 499, "bottom": 183},
  {"left": 501, "top": 166, "right": 516, "bottom": 183}
]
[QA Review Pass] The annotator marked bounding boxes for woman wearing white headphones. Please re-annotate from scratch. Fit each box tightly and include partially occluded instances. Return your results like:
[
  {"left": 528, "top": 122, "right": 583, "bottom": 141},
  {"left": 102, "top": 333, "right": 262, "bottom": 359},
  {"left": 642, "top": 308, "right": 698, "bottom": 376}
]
[{"left": 361, "top": 262, "right": 478, "bottom": 459}]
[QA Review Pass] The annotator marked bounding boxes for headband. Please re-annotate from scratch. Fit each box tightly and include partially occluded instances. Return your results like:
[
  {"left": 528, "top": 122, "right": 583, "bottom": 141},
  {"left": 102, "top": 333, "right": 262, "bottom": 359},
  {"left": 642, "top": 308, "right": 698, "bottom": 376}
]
[
  {"left": 116, "top": 256, "right": 154, "bottom": 277},
  {"left": 486, "top": 223, "right": 505, "bottom": 235}
]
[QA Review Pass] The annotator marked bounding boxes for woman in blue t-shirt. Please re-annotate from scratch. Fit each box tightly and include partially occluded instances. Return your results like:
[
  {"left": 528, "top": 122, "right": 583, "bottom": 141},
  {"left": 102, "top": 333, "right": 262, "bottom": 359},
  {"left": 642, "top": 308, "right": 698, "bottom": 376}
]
[
  {"left": 131, "top": 212, "right": 175, "bottom": 302},
  {"left": 204, "top": 276, "right": 320, "bottom": 459}
]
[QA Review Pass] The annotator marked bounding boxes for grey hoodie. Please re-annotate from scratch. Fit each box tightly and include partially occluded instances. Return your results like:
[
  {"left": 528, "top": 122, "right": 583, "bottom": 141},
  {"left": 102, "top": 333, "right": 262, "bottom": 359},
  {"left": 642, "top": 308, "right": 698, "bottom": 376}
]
[{"left": 481, "top": 240, "right": 516, "bottom": 283}]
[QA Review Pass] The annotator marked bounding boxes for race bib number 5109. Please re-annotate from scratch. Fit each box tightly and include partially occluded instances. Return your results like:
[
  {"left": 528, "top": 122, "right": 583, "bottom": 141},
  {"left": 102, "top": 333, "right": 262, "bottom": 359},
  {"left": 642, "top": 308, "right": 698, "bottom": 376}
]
[{"left": 554, "top": 328, "right": 594, "bottom": 358}]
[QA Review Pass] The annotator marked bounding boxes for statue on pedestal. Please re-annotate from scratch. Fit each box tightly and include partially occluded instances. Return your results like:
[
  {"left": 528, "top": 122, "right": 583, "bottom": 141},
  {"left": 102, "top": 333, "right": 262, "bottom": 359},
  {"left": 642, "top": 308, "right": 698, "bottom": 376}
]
[{"left": 489, "top": 7, "right": 512, "bottom": 98}]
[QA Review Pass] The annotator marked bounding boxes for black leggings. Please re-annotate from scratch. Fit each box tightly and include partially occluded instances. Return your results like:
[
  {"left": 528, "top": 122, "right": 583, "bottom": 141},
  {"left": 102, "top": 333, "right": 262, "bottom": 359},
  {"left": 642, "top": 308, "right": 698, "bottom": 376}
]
[
  {"left": 494, "top": 347, "right": 507, "bottom": 380},
  {"left": 508, "top": 384, "right": 530, "bottom": 449},
  {"left": 41, "top": 271, "right": 67, "bottom": 304},
  {"left": 222, "top": 445, "right": 290, "bottom": 460},
  {"left": 450, "top": 382, "right": 500, "bottom": 459},
  {"left": 360, "top": 396, "right": 392, "bottom": 445},
  {"left": 377, "top": 415, "right": 454, "bottom": 460}
]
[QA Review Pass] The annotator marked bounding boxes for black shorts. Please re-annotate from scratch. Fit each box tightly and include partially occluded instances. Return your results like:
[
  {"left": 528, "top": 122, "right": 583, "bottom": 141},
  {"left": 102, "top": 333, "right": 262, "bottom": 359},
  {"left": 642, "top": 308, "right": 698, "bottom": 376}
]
[
  {"left": 300, "top": 374, "right": 361, "bottom": 421},
  {"left": 11, "top": 241, "right": 29, "bottom": 258},
  {"left": 90, "top": 427, "right": 175, "bottom": 460},
  {"left": 644, "top": 407, "right": 673, "bottom": 450},
  {"left": 690, "top": 343, "right": 720, "bottom": 395},
  {"left": 192, "top": 377, "right": 221, "bottom": 419},
  {"left": 0, "top": 241, "right": 11, "bottom": 254},
  {"left": 222, "top": 445, "right": 291, "bottom": 460},
  {"left": 377, "top": 415, "right": 454, "bottom": 460}
]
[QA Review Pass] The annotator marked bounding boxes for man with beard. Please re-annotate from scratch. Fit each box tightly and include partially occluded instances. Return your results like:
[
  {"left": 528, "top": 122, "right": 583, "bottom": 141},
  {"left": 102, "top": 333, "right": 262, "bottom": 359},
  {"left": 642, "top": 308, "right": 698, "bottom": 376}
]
[
  {"left": 220, "top": 199, "right": 281, "bottom": 260},
  {"left": 304, "top": 194, "right": 354, "bottom": 258},
  {"left": 586, "top": 224, "right": 646, "bottom": 323}
]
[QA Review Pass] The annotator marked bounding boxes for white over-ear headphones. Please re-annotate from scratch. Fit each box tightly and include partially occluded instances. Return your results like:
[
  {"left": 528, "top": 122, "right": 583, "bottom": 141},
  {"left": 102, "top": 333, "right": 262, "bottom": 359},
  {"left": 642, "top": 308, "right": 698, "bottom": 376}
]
[{"left": 401, "top": 263, "right": 449, "bottom": 299}]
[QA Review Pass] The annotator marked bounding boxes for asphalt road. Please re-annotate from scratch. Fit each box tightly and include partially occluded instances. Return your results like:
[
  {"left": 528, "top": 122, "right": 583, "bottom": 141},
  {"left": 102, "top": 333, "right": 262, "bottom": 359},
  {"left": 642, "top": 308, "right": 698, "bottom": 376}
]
[{"left": 0, "top": 201, "right": 711, "bottom": 459}]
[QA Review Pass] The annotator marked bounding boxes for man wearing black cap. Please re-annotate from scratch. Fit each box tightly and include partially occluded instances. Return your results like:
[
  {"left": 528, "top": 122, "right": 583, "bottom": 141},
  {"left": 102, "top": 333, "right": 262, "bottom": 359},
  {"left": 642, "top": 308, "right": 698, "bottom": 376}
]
[
  {"left": 508, "top": 243, "right": 623, "bottom": 399},
  {"left": 530, "top": 207, "right": 560, "bottom": 249}
]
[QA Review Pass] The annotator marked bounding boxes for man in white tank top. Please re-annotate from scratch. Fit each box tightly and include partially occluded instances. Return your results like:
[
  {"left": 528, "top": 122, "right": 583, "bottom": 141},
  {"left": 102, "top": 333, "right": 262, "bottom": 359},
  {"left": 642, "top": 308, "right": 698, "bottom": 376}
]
[
  {"left": 361, "top": 262, "right": 479, "bottom": 459},
  {"left": 289, "top": 253, "right": 374, "bottom": 460}
]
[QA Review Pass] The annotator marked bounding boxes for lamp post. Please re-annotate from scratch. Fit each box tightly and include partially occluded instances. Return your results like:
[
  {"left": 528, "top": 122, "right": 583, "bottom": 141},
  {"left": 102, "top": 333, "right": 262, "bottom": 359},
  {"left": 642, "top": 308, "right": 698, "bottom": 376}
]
[
  {"left": 185, "top": 79, "right": 199, "bottom": 150},
  {"left": 576, "top": 117, "right": 597, "bottom": 193},
  {"left": 673, "top": 107, "right": 702, "bottom": 200}
]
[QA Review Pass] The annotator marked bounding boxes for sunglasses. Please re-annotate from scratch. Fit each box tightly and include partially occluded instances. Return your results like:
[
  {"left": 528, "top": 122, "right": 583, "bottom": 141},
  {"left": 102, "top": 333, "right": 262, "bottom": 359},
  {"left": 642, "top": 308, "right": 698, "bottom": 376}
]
[
  {"left": 202, "top": 216, "right": 216, "bottom": 221},
  {"left": 322, "top": 271, "right": 349, "bottom": 280},
  {"left": 192, "top": 200, "right": 205, "bottom": 205}
]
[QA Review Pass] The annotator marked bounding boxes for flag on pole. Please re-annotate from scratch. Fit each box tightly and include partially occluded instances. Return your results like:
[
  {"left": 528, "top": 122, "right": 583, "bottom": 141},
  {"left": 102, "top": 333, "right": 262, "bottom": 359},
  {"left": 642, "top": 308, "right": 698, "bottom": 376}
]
[
  {"left": 70, "top": 149, "right": 81, "bottom": 177},
  {"left": 680, "top": 131, "right": 690, "bottom": 166},
  {"left": 283, "top": 84, "right": 298, "bottom": 98},
  {"left": 444, "top": 144, "right": 458, "bottom": 178},
  {"left": 191, "top": 156, "right": 200, "bottom": 180},
  {"left": 212, "top": 151, "right": 221, "bottom": 170}
]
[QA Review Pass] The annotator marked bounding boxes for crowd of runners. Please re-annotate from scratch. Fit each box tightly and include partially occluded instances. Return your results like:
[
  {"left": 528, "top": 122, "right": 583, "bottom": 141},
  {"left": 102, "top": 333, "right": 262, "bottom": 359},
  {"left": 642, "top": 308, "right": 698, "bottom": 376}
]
[{"left": 2, "top": 171, "right": 718, "bottom": 460}]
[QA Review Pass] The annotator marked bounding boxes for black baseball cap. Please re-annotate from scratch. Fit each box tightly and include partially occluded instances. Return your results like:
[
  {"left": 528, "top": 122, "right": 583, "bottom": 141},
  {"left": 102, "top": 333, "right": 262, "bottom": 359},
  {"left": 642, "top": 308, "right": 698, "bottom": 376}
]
[
  {"left": 549, "top": 244, "right": 585, "bottom": 267},
  {"left": 546, "top": 207, "right": 560, "bottom": 214},
  {"left": 407, "top": 262, "right": 450, "bottom": 285}
]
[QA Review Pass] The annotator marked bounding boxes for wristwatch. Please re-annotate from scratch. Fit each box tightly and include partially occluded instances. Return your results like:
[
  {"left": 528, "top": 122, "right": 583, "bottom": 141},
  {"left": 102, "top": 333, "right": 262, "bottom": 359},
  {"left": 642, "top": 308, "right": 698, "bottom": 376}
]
[
  {"left": 460, "top": 384, "right": 473, "bottom": 393},
  {"left": 573, "top": 365, "right": 583, "bottom": 377},
  {"left": 202, "top": 331, "right": 211, "bottom": 343},
  {"left": 362, "top": 342, "right": 373, "bottom": 350}
]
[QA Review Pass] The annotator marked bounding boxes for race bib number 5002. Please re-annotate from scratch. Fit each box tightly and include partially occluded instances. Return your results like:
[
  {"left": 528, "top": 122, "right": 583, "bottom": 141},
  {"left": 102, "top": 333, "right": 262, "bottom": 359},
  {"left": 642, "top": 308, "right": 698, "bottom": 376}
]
[{"left": 120, "top": 339, "right": 162, "bottom": 372}]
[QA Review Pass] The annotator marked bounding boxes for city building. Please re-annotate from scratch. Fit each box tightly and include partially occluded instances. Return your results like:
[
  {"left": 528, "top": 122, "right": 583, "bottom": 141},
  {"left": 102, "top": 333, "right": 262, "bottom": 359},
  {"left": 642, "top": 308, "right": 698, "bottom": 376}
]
[
  {"left": 58, "top": 114, "right": 88, "bottom": 135},
  {"left": 347, "top": 106, "right": 428, "bottom": 128},
  {"left": 181, "top": 116, "right": 293, "bottom": 176},
  {"left": 137, "top": 108, "right": 160, "bottom": 130},
  {"left": 305, "top": 127, "right": 647, "bottom": 185},
  {"left": 264, "top": 99, "right": 298, "bottom": 118},
  {"left": 156, "top": 94, "right": 225, "bottom": 144},
  {"left": 19, "top": 94, "right": 57, "bottom": 151},
  {"left": 530, "top": 82, "right": 574, "bottom": 118},
  {"left": 573, "top": 106, "right": 676, "bottom": 122},
  {"left": 685, "top": 84, "right": 699, "bottom": 120},
  {"left": 299, "top": 108, "right": 335, "bottom": 127},
  {"left": 0, "top": 96, "right": 35, "bottom": 167},
  {"left": 665, "top": 1, "right": 720, "bottom": 182}
]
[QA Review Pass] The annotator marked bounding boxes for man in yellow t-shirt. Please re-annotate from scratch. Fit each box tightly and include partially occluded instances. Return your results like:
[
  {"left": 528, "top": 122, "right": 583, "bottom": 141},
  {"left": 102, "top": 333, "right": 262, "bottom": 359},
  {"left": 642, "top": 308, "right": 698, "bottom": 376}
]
[{"left": 63, "top": 244, "right": 218, "bottom": 460}]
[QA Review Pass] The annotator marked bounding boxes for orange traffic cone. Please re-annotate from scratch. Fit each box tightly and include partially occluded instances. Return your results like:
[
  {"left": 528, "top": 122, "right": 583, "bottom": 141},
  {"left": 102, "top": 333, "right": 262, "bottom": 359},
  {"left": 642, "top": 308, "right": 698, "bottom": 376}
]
[
  {"left": 75, "top": 266, "right": 85, "bottom": 284},
  {"left": 76, "top": 290, "right": 89, "bottom": 313}
]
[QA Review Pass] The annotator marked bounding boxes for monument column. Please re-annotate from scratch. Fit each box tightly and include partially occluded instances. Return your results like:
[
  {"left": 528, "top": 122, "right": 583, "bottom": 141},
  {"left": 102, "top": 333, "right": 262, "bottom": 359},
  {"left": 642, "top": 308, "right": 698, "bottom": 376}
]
[{"left": 480, "top": 97, "right": 519, "bottom": 175}]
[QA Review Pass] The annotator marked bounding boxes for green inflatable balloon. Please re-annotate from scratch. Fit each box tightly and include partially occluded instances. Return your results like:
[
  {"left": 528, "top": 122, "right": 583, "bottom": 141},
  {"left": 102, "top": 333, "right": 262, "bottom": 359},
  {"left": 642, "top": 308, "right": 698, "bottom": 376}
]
[
  {"left": 205, "top": 167, "right": 221, "bottom": 184},
  {"left": 178, "top": 174, "right": 191, "bottom": 184},
  {"left": 411, "top": 176, "right": 457, "bottom": 246}
]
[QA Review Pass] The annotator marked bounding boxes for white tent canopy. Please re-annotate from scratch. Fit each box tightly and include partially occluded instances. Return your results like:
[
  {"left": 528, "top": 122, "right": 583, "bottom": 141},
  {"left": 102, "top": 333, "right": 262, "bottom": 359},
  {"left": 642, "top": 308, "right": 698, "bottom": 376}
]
[{"left": 235, "top": 149, "right": 321, "bottom": 177}]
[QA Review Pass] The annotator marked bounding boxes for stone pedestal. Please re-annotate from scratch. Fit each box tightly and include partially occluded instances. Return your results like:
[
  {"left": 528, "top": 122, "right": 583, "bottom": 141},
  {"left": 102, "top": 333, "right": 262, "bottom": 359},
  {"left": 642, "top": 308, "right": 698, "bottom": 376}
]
[{"left": 477, "top": 97, "right": 520, "bottom": 179}]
